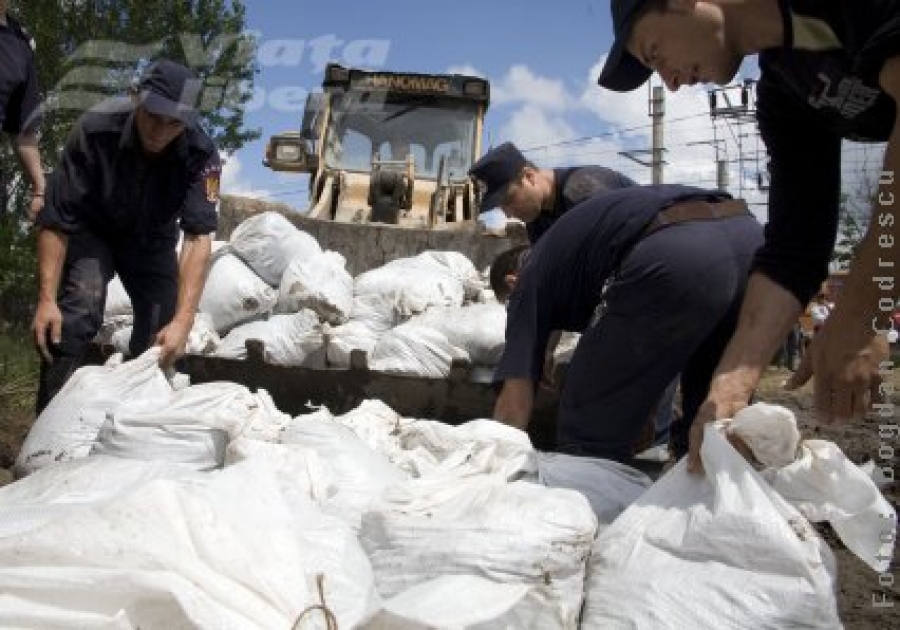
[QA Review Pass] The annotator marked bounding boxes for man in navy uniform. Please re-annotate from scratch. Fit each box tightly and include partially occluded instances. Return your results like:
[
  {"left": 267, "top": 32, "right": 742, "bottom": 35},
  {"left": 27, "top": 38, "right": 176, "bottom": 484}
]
[
  {"left": 597, "top": 0, "right": 899, "bottom": 471},
  {"left": 0, "top": 0, "right": 44, "bottom": 218},
  {"left": 31, "top": 59, "right": 221, "bottom": 412},
  {"left": 492, "top": 185, "right": 763, "bottom": 465},
  {"left": 469, "top": 141, "right": 636, "bottom": 243}
]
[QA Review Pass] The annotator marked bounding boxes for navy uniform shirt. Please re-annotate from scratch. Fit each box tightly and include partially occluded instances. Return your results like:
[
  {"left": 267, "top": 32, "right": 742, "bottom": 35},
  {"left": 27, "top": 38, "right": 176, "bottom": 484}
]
[
  {"left": 496, "top": 185, "right": 732, "bottom": 383},
  {"left": 755, "top": 0, "right": 900, "bottom": 304},
  {"left": 0, "top": 13, "right": 41, "bottom": 135},
  {"left": 36, "top": 98, "right": 221, "bottom": 245},
  {"left": 526, "top": 166, "right": 637, "bottom": 243}
]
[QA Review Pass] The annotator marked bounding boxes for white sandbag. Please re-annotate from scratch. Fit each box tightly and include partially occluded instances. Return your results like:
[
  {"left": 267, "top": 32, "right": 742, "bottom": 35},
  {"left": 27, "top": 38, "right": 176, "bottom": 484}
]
[
  {"left": 215, "top": 310, "right": 326, "bottom": 367},
  {"left": 411, "top": 250, "right": 483, "bottom": 301},
  {"left": 347, "top": 292, "right": 406, "bottom": 333},
  {"left": 95, "top": 313, "right": 133, "bottom": 347},
  {"left": 361, "top": 575, "right": 557, "bottom": 630},
  {"left": 408, "top": 303, "right": 506, "bottom": 365},
  {"left": 110, "top": 324, "right": 133, "bottom": 355},
  {"left": 392, "top": 419, "right": 535, "bottom": 481},
  {"left": 104, "top": 275, "right": 132, "bottom": 317},
  {"left": 199, "top": 252, "right": 277, "bottom": 333},
  {"left": 360, "top": 475, "right": 597, "bottom": 628},
  {"left": 0, "top": 458, "right": 379, "bottom": 629},
  {"left": 0, "top": 456, "right": 198, "bottom": 538},
  {"left": 354, "top": 253, "right": 468, "bottom": 316},
  {"left": 281, "top": 417, "right": 408, "bottom": 528},
  {"left": 229, "top": 211, "right": 322, "bottom": 285},
  {"left": 762, "top": 440, "right": 897, "bottom": 574},
  {"left": 89, "top": 381, "right": 267, "bottom": 471},
  {"left": 536, "top": 452, "right": 651, "bottom": 527},
  {"left": 14, "top": 349, "right": 173, "bottom": 477},
  {"left": 581, "top": 424, "right": 841, "bottom": 629},
  {"left": 329, "top": 399, "right": 412, "bottom": 459},
  {"left": 237, "top": 389, "right": 294, "bottom": 443},
  {"left": 729, "top": 403, "right": 896, "bottom": 572},
  {"left": 277, "top": 250, "right": 354, "bottom": 324},
  {"left": 225, "top": 438, "right": 334, "bottom": 503},
  {"left": 369, "top": 323, "right": 466, "bottom": 378},
  {"left": 185, "top": 312, "right": 221, "bottom": 355},
  {"left": 728, "top": 402, "right": 801, "bottom": 468},
  {"left": 326, "top": 320, "right": 380, "bottom": 368}
]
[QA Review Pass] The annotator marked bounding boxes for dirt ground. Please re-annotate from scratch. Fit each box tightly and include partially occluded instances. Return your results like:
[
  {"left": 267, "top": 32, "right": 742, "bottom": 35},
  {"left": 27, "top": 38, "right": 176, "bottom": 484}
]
[{"left": 0, "top": 367, "right": 898, "bottom": 628}]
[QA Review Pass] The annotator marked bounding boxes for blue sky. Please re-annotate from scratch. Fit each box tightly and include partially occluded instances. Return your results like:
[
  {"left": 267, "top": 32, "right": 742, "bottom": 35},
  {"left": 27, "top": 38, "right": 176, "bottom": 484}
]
[{"left": 222, "top": 0, "right": 881, "bottom": 223}]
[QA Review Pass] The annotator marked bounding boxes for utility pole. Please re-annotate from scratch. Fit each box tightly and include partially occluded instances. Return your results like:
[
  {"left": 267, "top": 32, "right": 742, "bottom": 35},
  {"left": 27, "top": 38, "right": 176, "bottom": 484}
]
[
  {"left": 651, "top": 85, "right": 665, "bottom": 184},
  {"left": 618, "top": 81, "right": 667, "bottom": 182}
]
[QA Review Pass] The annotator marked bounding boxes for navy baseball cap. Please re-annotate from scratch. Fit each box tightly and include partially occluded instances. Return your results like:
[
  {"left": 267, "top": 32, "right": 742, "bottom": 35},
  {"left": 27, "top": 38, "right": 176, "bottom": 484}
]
[
  {"left": 469, "top": 142, "right": 526, "bottom": 213},
  {"left": 597, "top": 0, "right": 654, "bottom": 92},
  {"left": 137, "top": 59, "right": 201, "bottom": 125}
]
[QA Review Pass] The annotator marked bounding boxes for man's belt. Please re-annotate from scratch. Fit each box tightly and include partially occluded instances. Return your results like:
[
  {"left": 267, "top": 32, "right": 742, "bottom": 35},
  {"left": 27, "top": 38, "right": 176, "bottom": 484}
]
[{"left": 643, "top": 198, "right": 750, "bottom": 237}]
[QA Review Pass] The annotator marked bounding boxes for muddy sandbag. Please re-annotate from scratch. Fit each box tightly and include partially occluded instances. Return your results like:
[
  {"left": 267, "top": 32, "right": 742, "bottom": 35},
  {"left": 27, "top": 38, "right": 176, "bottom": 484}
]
[
  {"left": 277, "top": 250, "right": 353, "bottom": 324},
  {"left": 199, "top": 252, "right": 277, "bottom": 334},
  {"left": 14, "top": 349, "right": 173, "bottom": 477}
]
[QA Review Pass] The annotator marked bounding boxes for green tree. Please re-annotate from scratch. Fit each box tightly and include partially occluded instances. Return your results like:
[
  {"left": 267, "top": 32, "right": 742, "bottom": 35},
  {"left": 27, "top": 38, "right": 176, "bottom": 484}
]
[{"left": 0, "top": 0, "right": 259, "bottom": 327}]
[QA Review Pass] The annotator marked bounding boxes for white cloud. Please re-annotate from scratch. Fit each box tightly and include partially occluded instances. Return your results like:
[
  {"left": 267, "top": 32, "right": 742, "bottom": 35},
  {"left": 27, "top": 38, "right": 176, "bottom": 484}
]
[
  {"left": 492, "top": 64, "right": 573, "bottom": 112},
  {"left": 220, "top": 152, "right": 275, "bottom": 200},
  {"left": 500, "top": 104, "right": 578, "bottom": 152}
]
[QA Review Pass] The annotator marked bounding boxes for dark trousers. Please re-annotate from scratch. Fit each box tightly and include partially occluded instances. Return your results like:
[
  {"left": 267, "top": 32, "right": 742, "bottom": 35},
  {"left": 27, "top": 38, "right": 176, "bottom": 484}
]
[
  {"left": 36, "top": 230, "right": 178, "bottom": 413},
  {"left": 556, "top": 214, "right": 764, "bottom": 463}
]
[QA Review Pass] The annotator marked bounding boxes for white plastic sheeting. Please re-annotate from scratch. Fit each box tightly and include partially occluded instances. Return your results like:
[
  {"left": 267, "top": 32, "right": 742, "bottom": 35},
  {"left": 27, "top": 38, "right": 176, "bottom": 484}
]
[
  {"left": 277, "top": 250, "right": 354, "bottom": 324},
  {"left": 199, "top": 252, "right": 277, "bottom": 334},
  {"left": 0, "top": 457, "right": 379, "bottom": 629},
  {"left": 229, "top": 211, "right": 322, "bottom": 286},
  {"left": 581, "top": 424, "right": 842, "bottom": 629}
]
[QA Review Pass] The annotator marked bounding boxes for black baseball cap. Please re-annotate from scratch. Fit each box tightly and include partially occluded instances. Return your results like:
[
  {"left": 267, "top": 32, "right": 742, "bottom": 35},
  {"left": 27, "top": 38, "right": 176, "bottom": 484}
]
[
  {"left": 136, "top": 59, "right": 202, "bottom": 125},
  {"left": 468, "top": 142, "right": 526, "bottom": 213},
  {"left": 597, "top": 0, "right": 654, "bottom": 92}
]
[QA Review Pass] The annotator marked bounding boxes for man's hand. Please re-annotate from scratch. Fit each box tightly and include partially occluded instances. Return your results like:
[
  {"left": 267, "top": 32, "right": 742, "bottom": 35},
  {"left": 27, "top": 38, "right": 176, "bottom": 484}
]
[
  {"left": 154, "top": 317, "right": 192, "bottom": 370},
  {"left": 786, "top": 313, "right": 888, "bottom": 422},
  {"left": 32, "top": 298, "right": 62, "bottom": 363},
  {"left": 688, "top": 371, "right": 756, "bottom": 473}
]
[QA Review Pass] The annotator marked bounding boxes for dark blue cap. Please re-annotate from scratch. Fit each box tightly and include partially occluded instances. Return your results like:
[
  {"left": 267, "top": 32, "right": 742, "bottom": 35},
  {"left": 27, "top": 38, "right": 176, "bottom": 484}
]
[
  {"left": 597, "top": 0, "right": 654, "bottom": 92},
  {"left": 137, "top": 59, "right": 201, "bottom": 125},
  {"left": 468, "top": 142, "right": 526, "bottom": 213}
]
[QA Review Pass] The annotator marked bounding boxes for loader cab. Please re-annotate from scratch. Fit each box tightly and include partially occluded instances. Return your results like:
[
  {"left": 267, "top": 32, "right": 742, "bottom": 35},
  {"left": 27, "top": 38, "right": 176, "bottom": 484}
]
[{"left": 265, "top": 64, "right": 489, "bottom": 227}]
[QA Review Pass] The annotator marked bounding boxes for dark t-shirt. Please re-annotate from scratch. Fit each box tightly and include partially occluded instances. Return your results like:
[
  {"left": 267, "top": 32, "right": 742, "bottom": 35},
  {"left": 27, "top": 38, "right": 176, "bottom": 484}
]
[
  {"left": 496, "top": 185, "right": 731, "bottom": 383},
  {"left": 36, "top": 98, "right": 221, "bottom": 245},
  {"left": 755, "top": 0, "right": 900, "bottom": 303},
  {"left": 0, "top": 14, "right": 41, "bottom": 135},
  {"left": 527, "top": 166, "right": 637, "bottom": 243}
]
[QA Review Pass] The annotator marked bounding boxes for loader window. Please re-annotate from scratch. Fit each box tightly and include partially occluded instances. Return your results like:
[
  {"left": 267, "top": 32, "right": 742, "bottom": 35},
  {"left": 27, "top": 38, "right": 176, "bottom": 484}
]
[{"left": 324, "top": 94, "right": 480, "bottom": 178}]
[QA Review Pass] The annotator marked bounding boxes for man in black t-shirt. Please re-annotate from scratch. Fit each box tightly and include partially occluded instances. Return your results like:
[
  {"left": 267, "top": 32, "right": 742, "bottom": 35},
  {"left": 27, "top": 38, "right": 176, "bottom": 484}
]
[
  {"left": 31, "top": 59, "right": 221, "bottom": 412},
  {"left": 491, "top": 185, "right": 763, "bottom": 464},
  {"left": 598, "top": 0, "right": 899, "bottom": 471},
  {"left": 469, "top": 142, "right": 637, "bottom": 243}
]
